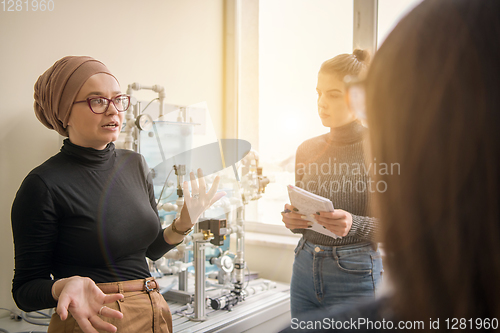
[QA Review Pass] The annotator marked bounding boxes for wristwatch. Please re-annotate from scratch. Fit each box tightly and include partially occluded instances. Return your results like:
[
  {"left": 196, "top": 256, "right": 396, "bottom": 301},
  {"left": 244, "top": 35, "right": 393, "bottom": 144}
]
[{"left": 171, "top": 218, "right": 193, "bottom": 235}]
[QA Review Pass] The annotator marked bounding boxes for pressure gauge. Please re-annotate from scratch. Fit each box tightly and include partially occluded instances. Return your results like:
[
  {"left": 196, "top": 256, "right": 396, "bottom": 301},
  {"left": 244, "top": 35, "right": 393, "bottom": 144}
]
[{"left": 135, "top": 114, "right": 153, "bottom": 131}]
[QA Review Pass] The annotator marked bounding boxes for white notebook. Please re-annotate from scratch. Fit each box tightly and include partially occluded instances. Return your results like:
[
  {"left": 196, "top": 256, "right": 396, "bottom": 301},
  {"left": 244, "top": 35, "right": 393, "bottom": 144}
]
[{"left": 287, "top": 185, "right": 341, "bottom": 239}]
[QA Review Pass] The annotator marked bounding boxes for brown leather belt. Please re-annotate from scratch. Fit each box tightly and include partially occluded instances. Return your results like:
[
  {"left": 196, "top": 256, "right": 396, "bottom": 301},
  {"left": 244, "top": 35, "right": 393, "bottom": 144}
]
[{"left": 97, "top": 278, "right": 159, "bottom": 294}]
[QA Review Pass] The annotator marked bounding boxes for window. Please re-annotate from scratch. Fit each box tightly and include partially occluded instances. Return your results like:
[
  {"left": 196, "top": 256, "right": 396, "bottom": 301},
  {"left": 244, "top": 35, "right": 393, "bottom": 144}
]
[
  {"left": 256, "top": 0, "right": 353, "bottom": 226},
  {"left": 378, "top": 0, "right": 423, "bottom": 45},
  {"left": 252, "top": 0, "right": 423, "bottom": 232}
]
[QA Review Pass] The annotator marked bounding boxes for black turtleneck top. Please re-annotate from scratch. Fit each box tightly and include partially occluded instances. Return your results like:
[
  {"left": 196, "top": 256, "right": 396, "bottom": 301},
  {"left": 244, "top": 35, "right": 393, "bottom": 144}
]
[
  {"left": 11, "top": 139, "right": 176, "bottom": 312},
  {"left": 293, "top": 120, "right": 379, "bottom": 246}
]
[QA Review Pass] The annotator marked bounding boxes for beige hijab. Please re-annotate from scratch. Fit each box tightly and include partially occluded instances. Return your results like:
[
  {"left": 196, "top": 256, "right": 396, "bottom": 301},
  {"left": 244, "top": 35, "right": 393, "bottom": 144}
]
[{"left": 34, "top": 56, "right": 116, "bottom": 137}]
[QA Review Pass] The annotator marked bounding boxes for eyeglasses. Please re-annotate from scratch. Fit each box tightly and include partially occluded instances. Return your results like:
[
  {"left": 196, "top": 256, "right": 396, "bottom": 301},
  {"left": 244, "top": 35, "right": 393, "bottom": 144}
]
[
  {"left": 73, "top": 94, "right": 131, "bottom": 114},
  {"left": 344, "top": 76, "right": 366, "bottom": 121}
]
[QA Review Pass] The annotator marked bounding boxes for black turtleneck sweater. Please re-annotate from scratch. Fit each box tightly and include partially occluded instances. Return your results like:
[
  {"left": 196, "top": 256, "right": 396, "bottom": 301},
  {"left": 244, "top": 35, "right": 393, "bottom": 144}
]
[
  {"left": 11, "top": 139, "right": 176, "bottom": 312},
  {"left": 294, "top": 120, "right": 378, "bottom": 246}
]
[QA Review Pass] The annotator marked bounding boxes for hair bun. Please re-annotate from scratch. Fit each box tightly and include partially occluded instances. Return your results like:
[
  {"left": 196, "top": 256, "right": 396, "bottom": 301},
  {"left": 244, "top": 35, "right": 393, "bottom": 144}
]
[{"left": 353, "top": 49, "right": 370, "bottom": 63}]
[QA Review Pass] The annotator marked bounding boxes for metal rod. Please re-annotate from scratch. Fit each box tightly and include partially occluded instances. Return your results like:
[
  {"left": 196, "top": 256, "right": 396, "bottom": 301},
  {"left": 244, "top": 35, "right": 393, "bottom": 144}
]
[{"left": 192, "top": 223, "right": 207, "bottom": 321}]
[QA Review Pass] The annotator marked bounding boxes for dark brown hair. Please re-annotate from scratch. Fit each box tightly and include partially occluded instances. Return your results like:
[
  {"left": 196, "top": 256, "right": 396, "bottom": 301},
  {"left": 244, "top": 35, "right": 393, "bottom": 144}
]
[
  {"left": 319, "top": 49, "right": 370, "bottom": 79},
  {"left": 366, "top": 0, "right": 500, "bottom": 322}
]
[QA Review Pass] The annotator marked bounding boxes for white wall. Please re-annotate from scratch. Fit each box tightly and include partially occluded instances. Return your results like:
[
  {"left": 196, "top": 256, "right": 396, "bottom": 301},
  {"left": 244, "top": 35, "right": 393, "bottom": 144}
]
[
  {"left": 244, "top": 236, "right": 299, "bottom": 284},
  {"left": 0, "top": 0, "right": 224, "bottom": 313}
]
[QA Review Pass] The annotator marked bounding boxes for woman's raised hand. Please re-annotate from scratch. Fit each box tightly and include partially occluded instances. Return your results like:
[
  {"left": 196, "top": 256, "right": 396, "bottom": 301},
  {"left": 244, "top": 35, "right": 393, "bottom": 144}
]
[
  {"left": 54, "top": 276, "right": 123, "bottom": 333},
  {"left": 176, "top": 168, "right": 226, "bottom": 229}
]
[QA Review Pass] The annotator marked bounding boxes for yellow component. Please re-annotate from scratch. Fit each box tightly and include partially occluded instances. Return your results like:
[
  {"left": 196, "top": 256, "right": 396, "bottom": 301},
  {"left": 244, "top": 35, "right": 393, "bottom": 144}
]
[{"left": 203, "top": 230, "right": 214, "bottom": 240}]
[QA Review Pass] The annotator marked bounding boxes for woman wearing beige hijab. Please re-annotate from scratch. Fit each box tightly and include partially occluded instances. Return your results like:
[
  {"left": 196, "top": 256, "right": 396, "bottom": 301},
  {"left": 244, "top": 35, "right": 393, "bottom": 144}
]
[{"left": 12, "top": 56, "right": 225, "bottom": 333}]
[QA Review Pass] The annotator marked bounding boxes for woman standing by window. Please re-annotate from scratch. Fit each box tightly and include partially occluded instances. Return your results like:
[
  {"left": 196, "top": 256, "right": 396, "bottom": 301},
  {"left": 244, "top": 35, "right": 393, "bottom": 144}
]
[{"left": 282, "top": 50, "right": 382, "bottom": 317}]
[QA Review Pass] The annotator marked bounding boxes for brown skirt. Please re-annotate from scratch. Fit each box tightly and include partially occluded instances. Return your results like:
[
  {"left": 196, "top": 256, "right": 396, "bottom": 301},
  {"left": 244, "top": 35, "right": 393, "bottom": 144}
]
[{"left": 47, "top": 278, "right": 172, "bottom": 333}]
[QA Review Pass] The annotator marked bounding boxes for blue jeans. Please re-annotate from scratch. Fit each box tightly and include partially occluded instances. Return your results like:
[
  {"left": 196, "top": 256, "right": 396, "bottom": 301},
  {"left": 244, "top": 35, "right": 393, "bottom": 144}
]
[{"left": 290, "top": 237, "right": 383, "bottom": 318}]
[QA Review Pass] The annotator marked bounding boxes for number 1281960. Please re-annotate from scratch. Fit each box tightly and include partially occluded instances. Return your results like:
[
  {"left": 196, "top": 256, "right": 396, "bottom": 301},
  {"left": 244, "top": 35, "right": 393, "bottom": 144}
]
[{"left": 2, "top": 0, "right": 54, "bottom": 11}]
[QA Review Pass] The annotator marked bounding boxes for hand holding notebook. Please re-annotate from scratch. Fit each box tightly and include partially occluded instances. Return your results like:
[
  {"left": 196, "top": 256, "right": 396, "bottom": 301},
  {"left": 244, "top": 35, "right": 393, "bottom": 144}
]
[{"left": 287, "top": 185, "right": 341, "bottom": 239}]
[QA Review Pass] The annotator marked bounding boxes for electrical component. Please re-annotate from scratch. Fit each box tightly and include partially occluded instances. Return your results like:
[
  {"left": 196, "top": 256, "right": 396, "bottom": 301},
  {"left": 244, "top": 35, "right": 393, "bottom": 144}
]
[
  {"left": 197, "top": 219, "right": 228, "bottom": 246},
  {"left": 174, "top": 164, "right": 186, "bottom": 197},
  {"left": 208, "top": 293, "right": 243, "bottom": 311}
]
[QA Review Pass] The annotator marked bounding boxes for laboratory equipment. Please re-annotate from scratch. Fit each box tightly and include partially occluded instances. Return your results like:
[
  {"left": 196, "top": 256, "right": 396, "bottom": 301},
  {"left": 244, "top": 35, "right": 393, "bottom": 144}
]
[{"left": 121, "top": 83, "right": 289, "bottom": 332}]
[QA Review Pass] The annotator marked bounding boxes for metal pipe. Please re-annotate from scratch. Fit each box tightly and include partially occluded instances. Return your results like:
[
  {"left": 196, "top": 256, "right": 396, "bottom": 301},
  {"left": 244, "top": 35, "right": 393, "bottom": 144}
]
[
  {"left": 192, "top": 223, "right": 207, "bottom": 321},
  {"left": 178, "top": 250, "right": 189, "bottom": 291},
  {"left": 234, "top": 205, "right": 245, "bottom": 293},
  {"left": 127, "top": 82, "right": 166, "bottom": 117}
]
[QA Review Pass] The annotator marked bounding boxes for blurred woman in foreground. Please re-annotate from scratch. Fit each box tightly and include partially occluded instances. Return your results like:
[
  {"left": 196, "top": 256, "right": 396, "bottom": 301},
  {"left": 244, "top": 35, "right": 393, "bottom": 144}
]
[{"left": 282, "top": 0, "right": 500, "bottom": 330}]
